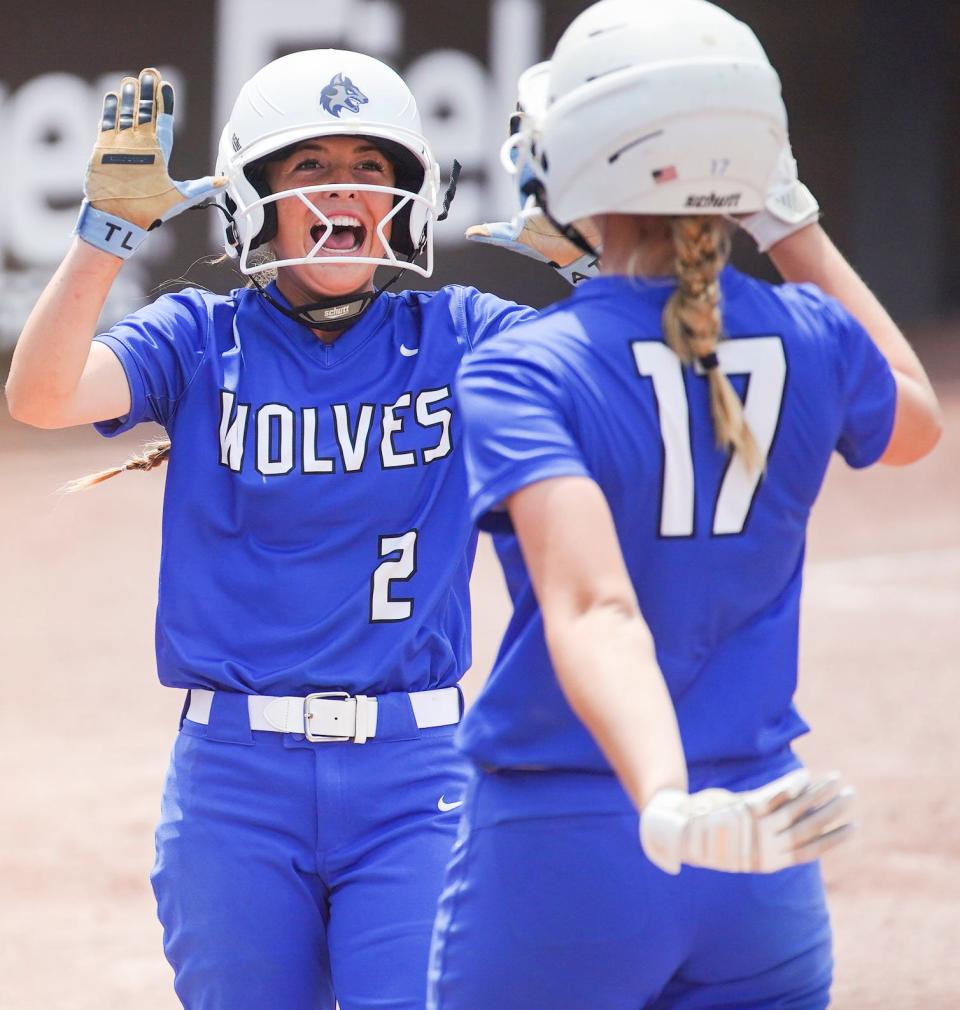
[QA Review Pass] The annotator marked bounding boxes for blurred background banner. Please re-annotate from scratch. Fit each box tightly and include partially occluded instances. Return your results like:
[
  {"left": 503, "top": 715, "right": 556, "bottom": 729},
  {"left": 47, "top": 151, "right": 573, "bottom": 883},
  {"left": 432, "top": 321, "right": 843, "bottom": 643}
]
[{"left": 0, "top": 0, "right": 957, "bottom": 354}]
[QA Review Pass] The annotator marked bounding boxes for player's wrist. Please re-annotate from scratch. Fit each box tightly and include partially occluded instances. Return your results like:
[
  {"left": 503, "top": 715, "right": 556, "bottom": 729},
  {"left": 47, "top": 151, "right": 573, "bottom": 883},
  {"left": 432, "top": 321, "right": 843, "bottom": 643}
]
[
  {"left": 762, "top": 217, "right": 823, "bottom": 254},
  {"left": 639, "top": 788, "right": 691, "bottom": 875},
  {"left": 74, "top": 201, "right": 150, "bottom": 260},
  {"left": 739, "top": 188, "right": 824, "bottom": 256}
]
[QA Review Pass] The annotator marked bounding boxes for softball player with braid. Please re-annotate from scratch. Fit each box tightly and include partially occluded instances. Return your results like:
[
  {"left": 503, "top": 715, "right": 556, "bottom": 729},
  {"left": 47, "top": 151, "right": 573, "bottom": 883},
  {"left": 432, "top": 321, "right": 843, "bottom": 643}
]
[
  {"left": 427, "top": 3, "right": 943, "bottom": 1009},
  {"left": 2, "top": 49, "right": 575, "bottom": 1010}
]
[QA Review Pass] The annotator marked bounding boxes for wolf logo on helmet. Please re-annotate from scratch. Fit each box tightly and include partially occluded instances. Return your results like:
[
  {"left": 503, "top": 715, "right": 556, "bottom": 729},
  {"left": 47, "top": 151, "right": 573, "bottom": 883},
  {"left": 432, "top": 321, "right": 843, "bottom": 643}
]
[{"left": 320, "top": 73, "right": 369, "bottom": 118}]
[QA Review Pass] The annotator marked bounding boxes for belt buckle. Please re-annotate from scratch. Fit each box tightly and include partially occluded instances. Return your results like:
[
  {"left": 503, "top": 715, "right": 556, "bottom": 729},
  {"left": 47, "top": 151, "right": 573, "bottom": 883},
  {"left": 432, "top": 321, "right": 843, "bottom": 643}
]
[{"left": 303, "top": 691, "right": 354, "bottom": 742}]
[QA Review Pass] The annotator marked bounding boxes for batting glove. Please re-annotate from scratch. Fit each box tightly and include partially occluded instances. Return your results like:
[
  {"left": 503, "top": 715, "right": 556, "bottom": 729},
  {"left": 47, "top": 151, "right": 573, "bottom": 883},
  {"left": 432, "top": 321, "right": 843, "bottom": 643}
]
[
  {"left": 466, "top": 204, "right": 602, "bottom": 286},
  {"left": 640, "top": 768, "right": 856, "bottom": 875},
  {"left": 75, "top": 68, "right": 225, "bottom": 259},
  {"left": 738, "top": 146, "right": 821, "bottom": 253}
]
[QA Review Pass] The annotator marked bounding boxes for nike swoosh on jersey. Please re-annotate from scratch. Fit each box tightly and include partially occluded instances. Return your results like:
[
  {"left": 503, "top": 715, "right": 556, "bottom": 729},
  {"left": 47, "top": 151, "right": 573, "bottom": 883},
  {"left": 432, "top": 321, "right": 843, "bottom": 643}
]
[
  {"left": 399, "top": 343, "right": 420, "bottom": 357},
  {"left": 437, "top": 795, "right": 464, "bottom": 812}
]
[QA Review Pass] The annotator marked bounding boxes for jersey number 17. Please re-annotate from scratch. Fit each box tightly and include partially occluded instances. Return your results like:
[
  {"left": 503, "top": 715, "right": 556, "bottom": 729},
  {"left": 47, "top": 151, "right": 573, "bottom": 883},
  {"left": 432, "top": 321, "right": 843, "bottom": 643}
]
[{"left": 632, "top": 336, "right": 786, "bottom": 537}]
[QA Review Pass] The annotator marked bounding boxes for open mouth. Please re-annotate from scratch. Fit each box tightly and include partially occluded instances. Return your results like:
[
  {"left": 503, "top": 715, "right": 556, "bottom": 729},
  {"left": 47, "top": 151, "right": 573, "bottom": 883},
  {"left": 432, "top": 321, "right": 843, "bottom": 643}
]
[{"left": 311, "top": 215, "right": 367, "bottom": 255}]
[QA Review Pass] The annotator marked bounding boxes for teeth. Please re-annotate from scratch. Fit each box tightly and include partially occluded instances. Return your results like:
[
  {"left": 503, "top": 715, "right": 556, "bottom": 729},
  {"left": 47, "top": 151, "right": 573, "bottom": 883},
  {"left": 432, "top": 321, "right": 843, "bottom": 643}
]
[{"left": 328, "top": 215, "right": 362, "bottom": 228}]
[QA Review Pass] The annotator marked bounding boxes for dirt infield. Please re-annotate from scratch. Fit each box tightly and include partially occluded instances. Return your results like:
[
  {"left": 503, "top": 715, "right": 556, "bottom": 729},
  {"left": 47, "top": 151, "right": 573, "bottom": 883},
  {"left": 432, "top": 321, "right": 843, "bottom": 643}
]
[{"left": 1, "top": 332, "right": 958, "bottom": 1010}]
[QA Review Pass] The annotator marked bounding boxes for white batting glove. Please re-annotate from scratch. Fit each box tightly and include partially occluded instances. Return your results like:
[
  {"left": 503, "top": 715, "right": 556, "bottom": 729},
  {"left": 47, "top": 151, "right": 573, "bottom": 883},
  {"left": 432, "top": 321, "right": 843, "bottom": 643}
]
[
  {"left": 76, "top": 68, "right": 226, "bottom": 259},
  {"left": 466, "top": 205, "right": 602, "bottom": 286},
  {"left": 640, "top": 768, "right": 856, "bottom": 875},
  {"left": 738, "top": 146, "right": 821, "bottom": 253}
]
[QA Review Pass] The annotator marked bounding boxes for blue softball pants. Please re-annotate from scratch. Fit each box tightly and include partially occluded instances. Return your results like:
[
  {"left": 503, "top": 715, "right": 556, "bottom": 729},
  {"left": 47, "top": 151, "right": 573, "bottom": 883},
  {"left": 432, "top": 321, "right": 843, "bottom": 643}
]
[
  {"left": 151, "top": 691, "right": 468, "bottom": 1010},
  {"left": 428, "top": 761, "right": 834, "bottom": 1010}
]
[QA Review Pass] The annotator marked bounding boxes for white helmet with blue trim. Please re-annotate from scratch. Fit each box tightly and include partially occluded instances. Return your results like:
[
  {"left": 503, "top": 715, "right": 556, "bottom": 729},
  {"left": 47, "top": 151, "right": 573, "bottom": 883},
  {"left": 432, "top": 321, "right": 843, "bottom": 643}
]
[{"left": 216, "top": 49, "right": 443, "bottom": 277}]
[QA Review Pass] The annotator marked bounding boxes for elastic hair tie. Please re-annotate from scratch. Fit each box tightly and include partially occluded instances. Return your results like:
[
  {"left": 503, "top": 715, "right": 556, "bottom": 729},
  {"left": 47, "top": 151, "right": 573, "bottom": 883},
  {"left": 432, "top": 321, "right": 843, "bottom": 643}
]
[{"left": 698, "top": 352, "right": 720, "bottom": 372}]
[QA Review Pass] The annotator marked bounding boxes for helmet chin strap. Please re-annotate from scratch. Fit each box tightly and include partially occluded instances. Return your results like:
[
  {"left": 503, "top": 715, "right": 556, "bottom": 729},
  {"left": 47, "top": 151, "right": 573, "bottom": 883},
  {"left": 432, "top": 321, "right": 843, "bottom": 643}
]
[
  {"left": 247, "top": 270, "right": 405, "bottom": 332},
  {"left": 522, "top": 176, "right": 599, "bottom": 260}
]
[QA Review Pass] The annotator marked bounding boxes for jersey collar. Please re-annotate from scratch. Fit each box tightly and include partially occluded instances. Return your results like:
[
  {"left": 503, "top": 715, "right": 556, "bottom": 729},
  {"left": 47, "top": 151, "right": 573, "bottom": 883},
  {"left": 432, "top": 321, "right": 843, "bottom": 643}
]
[{"left": 257, "top": 280, "right": 394, "bottom": 366}]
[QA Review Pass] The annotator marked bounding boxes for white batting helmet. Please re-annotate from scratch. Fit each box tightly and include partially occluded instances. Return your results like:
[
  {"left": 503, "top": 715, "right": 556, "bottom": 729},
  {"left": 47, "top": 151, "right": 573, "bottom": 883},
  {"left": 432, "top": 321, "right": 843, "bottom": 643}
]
[
  {"left": 216, "top": 49, "right": 443, "bottom": 277},
  {"left": 535, "top": 0, "right": 788, "bottom": 224}
]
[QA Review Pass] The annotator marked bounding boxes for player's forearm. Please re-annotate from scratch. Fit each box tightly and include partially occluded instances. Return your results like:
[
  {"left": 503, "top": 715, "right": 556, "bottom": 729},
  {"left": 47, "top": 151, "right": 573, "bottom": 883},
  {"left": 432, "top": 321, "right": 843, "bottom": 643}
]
[
  {"left": 6, "top": 238, "right": 122, "bottom": 425},
  {"left": 769, "top": 225, "right": 933, "bottom": 390},
  {"left": 545, "top": 603, "right": 688, "bottom": 810},
  {"left": 769, "top": 224, "right": 942, "bottom": 462}
]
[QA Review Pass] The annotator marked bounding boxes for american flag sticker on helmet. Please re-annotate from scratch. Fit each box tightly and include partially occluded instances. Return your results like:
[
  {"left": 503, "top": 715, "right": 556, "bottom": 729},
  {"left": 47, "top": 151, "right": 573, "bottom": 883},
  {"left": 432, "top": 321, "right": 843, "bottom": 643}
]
[{"left": 653, "top": 166, "right": 678, "bottom": 184}]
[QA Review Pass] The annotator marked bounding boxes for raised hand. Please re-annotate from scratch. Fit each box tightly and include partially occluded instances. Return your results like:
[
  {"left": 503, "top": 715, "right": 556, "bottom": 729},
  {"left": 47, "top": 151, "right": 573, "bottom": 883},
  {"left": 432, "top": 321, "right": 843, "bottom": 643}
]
[
  {"left": 75, "top": 68, "right": 226, "bottom": 258},
  {"left": 737, "top": 145, "right": 821, "bottom": 253},
  {"left": 466, "top": 206, "right": 602, "bottom": 286}
]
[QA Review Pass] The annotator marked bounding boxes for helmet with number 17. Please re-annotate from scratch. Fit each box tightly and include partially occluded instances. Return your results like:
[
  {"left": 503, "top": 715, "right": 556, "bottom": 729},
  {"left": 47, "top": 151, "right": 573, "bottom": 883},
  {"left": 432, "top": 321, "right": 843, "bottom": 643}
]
[
  {"left": 216, "top": 49, "right": 443, "bottom": 277},
  {"left": 534, "top": 0, "right": 788, "bottom": 225}
]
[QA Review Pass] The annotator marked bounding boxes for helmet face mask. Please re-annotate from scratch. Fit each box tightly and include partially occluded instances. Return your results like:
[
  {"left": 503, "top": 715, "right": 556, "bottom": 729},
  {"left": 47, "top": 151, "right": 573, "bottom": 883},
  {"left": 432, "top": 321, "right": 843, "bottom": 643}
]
[
  {"left": 232, "top": 181, "right": 435, "bottom": 276},
  {"left": 216, "top": 50, "right": 443, "bottom": 279}
]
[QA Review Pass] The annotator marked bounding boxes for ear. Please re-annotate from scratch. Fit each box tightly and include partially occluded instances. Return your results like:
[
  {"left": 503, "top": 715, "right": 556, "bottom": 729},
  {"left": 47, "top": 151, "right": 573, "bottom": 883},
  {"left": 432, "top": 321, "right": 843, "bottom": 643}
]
[{"left": 331, "top": 72, "right": 345, "bottom": 85}]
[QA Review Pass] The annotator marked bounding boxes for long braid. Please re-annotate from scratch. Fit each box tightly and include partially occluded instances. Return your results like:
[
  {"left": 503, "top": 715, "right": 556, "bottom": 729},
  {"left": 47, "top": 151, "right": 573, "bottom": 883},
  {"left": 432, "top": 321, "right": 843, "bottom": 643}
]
[
  {"left": 662, "top": 216, "right": 761, "bottom": 471},
  {"left": 60, "top": 438, "right": 171, "bottom": 493}
]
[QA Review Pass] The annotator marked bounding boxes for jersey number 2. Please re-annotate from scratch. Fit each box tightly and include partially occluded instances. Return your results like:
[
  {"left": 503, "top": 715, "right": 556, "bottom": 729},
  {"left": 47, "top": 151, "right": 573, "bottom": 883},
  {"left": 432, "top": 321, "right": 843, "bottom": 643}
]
[
  {"left": 370, "top": 530, "right": 418, "bottom": 622},
  {"left": 632, "top": 336, "right": 786, "bottom": 537}
]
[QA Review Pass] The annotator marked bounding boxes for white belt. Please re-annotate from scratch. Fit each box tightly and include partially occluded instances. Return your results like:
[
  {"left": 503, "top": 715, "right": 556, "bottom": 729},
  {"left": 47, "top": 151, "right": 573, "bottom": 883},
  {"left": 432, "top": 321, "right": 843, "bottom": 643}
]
[{"left": 186, "top": 687, "right": 460, "bottom": 743}]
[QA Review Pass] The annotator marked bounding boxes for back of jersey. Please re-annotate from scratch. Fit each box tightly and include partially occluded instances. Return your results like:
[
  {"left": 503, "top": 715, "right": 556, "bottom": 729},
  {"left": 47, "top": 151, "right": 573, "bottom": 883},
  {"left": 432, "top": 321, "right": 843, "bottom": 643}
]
[{"left": 456, "top": 268, "right": 896, "bottom": 778}]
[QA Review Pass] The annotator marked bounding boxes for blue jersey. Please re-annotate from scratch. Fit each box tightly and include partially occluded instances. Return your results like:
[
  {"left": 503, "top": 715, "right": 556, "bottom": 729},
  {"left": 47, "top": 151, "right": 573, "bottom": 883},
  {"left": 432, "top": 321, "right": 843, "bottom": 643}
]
[
  {"left": 455, "top": 268, "right": 896, "bottom": 776},
  {"left": 94, "top": 281, "right": 533, "bottom": 696}
]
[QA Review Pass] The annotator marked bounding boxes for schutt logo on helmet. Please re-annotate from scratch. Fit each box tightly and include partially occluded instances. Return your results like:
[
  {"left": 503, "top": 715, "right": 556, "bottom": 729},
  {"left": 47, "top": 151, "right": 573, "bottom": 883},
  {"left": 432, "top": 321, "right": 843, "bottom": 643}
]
[
  {"left": 320, "top": 73, "right": 369, "bottom": 118},
  {"left": 685, "top": 193, "right": 743, "bottom": 210}
]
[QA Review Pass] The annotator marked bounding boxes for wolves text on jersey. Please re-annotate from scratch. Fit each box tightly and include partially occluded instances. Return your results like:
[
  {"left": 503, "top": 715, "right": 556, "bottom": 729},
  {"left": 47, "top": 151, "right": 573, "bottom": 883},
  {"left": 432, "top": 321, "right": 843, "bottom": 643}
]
[{"left": 217, "top": 387, "right": 453, "bottom": 476}]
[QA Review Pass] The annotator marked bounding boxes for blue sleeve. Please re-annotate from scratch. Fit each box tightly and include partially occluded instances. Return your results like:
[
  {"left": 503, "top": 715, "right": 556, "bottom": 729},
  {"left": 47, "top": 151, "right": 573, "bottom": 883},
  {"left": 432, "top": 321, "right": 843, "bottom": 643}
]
[
  {"left": 820, "top": 294, "right": 897, "bottom": 468},
  {"left": 455, "top": 287, "right": 537, "bottom": 350},
  {"left": 92, "top": 289, "right": 210, "bottom": 437},
  {"left": 491, "top": 531, "right": 527, "bottom": 603},
  {"left": 457, "top": 337, "right": 590, "bottom": 531}
]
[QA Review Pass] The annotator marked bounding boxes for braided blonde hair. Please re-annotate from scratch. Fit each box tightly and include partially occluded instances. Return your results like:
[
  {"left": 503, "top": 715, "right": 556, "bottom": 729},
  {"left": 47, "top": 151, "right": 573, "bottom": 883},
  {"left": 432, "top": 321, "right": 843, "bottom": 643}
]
[
  {"left": 662, "top": 216, "right": 760, "bottom": 471},
  {"left": 61, "top": 438, "right": 171, "bottom": 493}
]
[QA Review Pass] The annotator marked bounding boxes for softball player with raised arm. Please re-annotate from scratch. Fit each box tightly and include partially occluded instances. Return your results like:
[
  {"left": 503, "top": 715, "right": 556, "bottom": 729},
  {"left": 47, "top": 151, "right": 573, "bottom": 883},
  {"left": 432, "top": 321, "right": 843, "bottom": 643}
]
[
  {"left": 5, "top": 49, "right": 553, "bottom": 1010},
  {"left": 427, "top": 3, "right": 943, "bottom": 1009}
]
